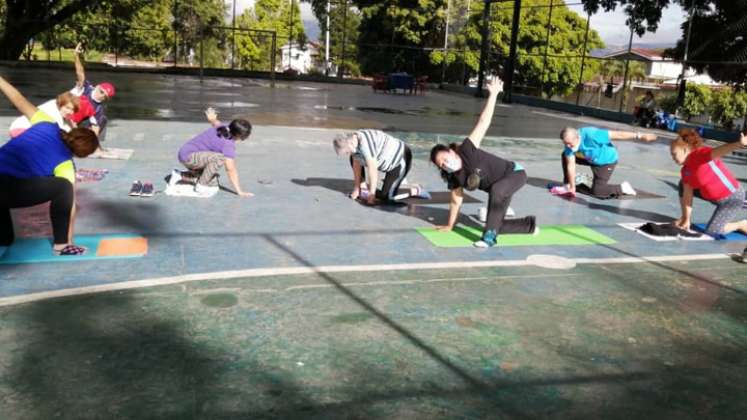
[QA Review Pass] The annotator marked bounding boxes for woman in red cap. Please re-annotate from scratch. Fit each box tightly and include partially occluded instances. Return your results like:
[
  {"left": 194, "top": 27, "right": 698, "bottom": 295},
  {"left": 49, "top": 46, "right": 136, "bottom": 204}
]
[{"left": 71, "top": 43, "right": 115, "bottom": 141}]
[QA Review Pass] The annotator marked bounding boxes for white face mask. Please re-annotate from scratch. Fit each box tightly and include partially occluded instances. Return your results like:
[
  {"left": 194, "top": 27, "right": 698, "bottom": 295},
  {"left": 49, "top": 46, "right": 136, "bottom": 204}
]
[
  {"left": 443, "top": 155, "right": 462, "bottom": 173},
  {"left": 570, "top": 137, "right": 581, "bottom": 152}
]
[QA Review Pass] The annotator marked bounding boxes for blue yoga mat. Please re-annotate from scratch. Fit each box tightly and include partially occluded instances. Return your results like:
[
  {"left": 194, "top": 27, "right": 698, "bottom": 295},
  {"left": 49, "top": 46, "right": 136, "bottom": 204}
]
[
  {"left": 0, "top": 234, "right": 146, "bottom": 264},
  {"left": 691, "top": 224, "right": 747, "bottom": 241}
]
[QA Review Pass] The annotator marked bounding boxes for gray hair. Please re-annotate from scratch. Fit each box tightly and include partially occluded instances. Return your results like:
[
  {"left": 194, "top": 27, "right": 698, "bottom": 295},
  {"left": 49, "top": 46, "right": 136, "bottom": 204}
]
[
  {"left": 559, "top": 127, "right": 578, "bottom": 141},
  {"left": 332, "top": 132, "right": 356, "bottom": 155}
]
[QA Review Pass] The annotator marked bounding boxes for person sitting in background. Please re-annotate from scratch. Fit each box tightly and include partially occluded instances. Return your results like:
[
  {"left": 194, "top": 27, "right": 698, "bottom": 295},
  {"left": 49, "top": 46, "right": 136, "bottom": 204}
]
[{"left": 634, "top": 91, "right": 656, "bottom": 127}]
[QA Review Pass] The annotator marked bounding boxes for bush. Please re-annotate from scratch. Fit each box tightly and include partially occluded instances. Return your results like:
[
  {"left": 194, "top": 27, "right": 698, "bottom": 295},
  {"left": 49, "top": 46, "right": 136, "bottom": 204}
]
[
  {"left": 658, "top": 94, "right": 678, "bottom": 113},
  {"left": 709, "top": 89, "right": 747, "bottom": 130},
  {"left": 681, "top": 83, "right": 712, "bottom": 121}
]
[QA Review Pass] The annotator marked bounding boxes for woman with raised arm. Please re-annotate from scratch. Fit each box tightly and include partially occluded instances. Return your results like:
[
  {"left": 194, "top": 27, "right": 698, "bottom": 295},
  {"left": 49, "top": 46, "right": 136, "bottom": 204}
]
[
  {"left": 0, "top": 76, "right": 99, "bottom": 256},
  {"left": 670, "top": 129, "right": 747, "bottom": 237},
  {"left": 168, "top": 107, "right": 254, "bottom": 198},
  {"left": 429, "top": 79, "right": 537, "bottom": 248}
]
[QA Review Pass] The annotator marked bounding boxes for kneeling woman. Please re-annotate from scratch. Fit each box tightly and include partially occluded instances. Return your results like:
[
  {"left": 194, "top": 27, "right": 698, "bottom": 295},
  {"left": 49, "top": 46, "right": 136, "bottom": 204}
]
[
  {"left": 333, "top": 129, "right": 412, "bottom": 205},
  {"left": 0, "top": 76, "right": 99, "bottom": 255},
  {"left": 170, "top": 107, "right": 254, "bottom": 197},
  {"left": 430, "top": 79, "right": 537, "bottom": 248},
  {"left": 671, "top": 129, "right": 746, "bottom": 237}
]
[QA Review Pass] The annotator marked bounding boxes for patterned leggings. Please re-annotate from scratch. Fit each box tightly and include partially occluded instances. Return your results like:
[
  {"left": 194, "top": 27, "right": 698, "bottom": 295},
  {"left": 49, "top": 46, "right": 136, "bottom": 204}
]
[
  {"left": 181, "top": 152, "right": 225, "bottom": 186},
  {"left": 706, "top": 187, "right": 745, "bottom": 236}
]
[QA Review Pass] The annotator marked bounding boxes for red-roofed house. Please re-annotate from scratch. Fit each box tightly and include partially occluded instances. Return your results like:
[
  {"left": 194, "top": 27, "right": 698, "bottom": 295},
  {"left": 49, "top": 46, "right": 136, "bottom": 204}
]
[{"left": 603, "top": 48, "right": 685, "bottom": 80}]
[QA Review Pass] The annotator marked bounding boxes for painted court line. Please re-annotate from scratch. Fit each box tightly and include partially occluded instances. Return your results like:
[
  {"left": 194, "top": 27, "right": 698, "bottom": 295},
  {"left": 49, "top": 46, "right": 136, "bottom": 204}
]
[{"left": 0, "top": 253, "right": 732, "bottom": 308}]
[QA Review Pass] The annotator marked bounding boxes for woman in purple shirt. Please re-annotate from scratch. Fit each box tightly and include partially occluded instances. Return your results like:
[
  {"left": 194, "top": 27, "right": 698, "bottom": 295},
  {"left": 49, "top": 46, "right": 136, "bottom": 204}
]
[{"left": 169, "top": 108, "right": 253, "bottom": 197}]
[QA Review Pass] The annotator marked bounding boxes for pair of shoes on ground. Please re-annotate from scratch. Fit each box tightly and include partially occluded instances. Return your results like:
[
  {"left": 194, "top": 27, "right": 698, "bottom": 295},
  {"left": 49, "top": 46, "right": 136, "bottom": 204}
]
[
  {"left": 473, "top": 216, "right": 540, "bottom": 248},
  {"left": 129, "top": 180, "right": 154, "bottom": 197}
]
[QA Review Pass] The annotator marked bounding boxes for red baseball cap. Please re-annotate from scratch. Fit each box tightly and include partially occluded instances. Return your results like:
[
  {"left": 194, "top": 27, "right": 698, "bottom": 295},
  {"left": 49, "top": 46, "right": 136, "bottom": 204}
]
[{"left": 98, "top": 82, "right": 115, "bottom": 98}]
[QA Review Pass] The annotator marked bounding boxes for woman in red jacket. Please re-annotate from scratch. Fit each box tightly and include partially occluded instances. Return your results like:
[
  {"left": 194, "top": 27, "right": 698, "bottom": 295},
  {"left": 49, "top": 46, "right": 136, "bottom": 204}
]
[{"left": 670, "top": 129, "right": 746, "bottom": 237}]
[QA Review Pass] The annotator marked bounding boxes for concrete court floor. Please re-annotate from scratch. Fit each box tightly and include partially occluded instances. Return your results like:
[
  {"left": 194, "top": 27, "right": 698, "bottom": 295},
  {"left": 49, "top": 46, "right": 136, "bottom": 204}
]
[{"left": 0, "top": 67, "right": 745, "bottom": 419}]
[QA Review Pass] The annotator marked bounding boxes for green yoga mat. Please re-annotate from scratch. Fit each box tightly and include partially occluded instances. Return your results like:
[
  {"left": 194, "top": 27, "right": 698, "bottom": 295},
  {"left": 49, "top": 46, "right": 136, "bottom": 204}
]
[{"left": 416, "top": 225, "right": 616, "bottom": 248}]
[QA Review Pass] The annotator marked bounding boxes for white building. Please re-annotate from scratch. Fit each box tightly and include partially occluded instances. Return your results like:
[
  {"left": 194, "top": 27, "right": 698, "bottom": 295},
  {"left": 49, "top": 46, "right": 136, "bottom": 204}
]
[
  {"left": 278, "top": 42, "right": 320, "bottom": 74},
  {"left": 603, "top": 48, "right": 719, "bottom": 85}
]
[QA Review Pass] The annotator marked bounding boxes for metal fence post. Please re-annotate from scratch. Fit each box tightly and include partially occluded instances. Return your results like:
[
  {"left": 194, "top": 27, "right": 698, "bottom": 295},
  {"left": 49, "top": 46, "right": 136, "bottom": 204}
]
[
  {"left": 339, "top": 0, "right": 348, "bottom": 79},
  {"left": 271, "top": 33, "right": 277, "bottom": 87},
  {"left": 619, "top": 28, "right": 633, "bottom": 113},
  {"left": 200, "top": 27, "right": 205, "bottom": 82},
  {"left": 476, "top": 0, "right": 492, "bottom": 97},
  {"left": 539, "top": 0, "right": 554, "bottom": 97},
  {"left": 503, "top": 0, "right": 522, "bottom": 103},
  {"left": 113, "top": 25, "right": 119, "bottom": 67},
  {"left": 173, "top": 0, "right": 179, "bottom": 68},
  {"left": 575, "top": 13, "right": 591, "bottom": 106}
]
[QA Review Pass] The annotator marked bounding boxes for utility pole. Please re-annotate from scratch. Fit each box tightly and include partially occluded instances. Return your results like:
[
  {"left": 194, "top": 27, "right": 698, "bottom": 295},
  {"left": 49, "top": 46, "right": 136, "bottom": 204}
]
[
  {"left": 325, "top": 0, "right": 331, "bottom": 76},
  {"left": 231, "top": 0, "right": 236, "bottom": 69},
  {"left": 339, "top": 0, "right": 348, "bottom": 79},
  {"left": 676, "top": 0, "right": 695, "bottom": 111},
  {"left": 440, "top": 0, "right": 451, "bottom": 87},
  {"left": 288, "top": 0, "right": 294, "bottom": 70}
]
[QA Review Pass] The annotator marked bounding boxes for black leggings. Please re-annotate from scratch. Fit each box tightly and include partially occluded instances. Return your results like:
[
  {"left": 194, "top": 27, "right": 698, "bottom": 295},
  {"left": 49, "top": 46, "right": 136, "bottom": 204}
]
[
  {"left": 562, "top": 153, "right": 622, "bottom": 198},
  {"left": 485, "top": 170, "right": 535, "bottom": 234},
  {"left": 350, "top": 147, "right": 413, "bottom": 202},
  {"left": 0, "top": 176, "right": 74, "bottom": 246}
]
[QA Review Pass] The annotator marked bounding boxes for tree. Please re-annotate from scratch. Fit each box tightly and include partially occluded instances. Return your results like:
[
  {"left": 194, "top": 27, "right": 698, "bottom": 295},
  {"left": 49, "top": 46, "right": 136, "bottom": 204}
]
[
  {"left": 578, "top": 0, "right": 692, "bottom": 36},
  {"left": 709, "top": 89, "right": 747, "bottom": 130},
  {"left": 173, "top": 0, "right": 227, "bottom": 67},
  {"left": 37, "top": 0, "right": 173, "bottom": 62},
  {"left": 666, "top": 0, "right": 747, "bottom": 88},
  {"left": 0, "top": 0, "right": 156, "bottom": 60},
  {"left": 234, "top": 0, "right": 306, "bottom": 71},
  {"left": 456, "top": 0, "right": 604, "bottom": 97},
  {"left": 331, "top": 4, "right": 361, "bottom": 76},
  {"left": 681, "top": 83, "right": 712, "bottom": 121},
  {"left": 351, "top": 0, "right": 446, "bottom": 76},
  {"left": 308, "top": 1, "right": 361, "bottom": 76}
]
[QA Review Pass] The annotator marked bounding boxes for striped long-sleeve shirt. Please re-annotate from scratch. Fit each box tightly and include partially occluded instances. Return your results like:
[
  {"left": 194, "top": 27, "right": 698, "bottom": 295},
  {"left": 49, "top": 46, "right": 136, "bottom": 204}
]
[{"left": 353, "top": 129, "right": 405, "bottom": 172}]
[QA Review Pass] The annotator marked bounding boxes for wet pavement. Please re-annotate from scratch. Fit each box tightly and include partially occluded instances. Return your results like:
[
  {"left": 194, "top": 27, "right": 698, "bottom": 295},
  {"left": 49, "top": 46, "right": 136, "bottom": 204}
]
[
  {"left": 0, "top": 66, "right": 744, "bottom": 419},
  {"left": 0, "top": 65, "right": 674, "bottom": 138}
]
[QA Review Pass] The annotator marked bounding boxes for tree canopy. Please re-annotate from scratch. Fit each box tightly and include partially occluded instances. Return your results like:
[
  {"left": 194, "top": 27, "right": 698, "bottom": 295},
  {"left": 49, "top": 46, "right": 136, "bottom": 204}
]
[{"left": 665, "top": 0, "right": 747, "bottom": 88}]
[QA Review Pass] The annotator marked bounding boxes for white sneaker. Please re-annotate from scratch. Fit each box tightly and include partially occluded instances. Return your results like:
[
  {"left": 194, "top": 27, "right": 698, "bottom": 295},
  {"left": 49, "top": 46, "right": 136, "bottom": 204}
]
[
  {"left": 194, "top": 183, "right": 219, "bottom": 197},
  {"left": 168, "top": 169, "right": 182, "bottom": 187},
  {"left": 506, "top": 207, "right": 516, "bottom": 218},
  {"left": 620, "top": 181, "right": 637, "bottom": 196},
  {"left": 533, "top": 226, "right": 541, "bottom": 236},
  {"left": 473, "top": 240, "right": 491, "bottom": 248}
]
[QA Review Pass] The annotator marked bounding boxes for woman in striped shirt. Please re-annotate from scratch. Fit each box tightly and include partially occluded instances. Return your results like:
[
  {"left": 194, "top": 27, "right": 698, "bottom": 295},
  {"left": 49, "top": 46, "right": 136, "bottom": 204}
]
[
  {"left": 333, "top": 129, "right": 413, "bottom": 205},
  {"left": 671, "top": 129, "right": 747, "bottom": 237}
]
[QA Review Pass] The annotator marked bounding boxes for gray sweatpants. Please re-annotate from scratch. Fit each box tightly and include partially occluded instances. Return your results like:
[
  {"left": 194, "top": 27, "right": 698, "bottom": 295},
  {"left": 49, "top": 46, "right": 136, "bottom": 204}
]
[
  {"left": 705, "top": 187, "right": 745, "bottom": 236},
  {"left": 181, "top": 151, "right": 225, "bottom": 186}
]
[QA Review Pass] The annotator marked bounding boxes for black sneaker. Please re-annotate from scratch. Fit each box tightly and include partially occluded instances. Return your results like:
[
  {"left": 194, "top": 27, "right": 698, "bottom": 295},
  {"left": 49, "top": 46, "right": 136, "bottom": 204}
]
[
  {"left": 141, "top": 182, "right": 154, "bottom": 197},
  {"left": 741, "top": 248, "right": 747, "bottom": 264},
  {"left": 129, "top": 181, "right": 143, "bottom": 196}
]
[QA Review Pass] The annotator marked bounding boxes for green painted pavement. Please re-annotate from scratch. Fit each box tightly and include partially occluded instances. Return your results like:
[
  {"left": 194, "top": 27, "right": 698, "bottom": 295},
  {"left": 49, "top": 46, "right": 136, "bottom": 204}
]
[{"left": 416, "top": 224, "right": 617, "bottom": 248}]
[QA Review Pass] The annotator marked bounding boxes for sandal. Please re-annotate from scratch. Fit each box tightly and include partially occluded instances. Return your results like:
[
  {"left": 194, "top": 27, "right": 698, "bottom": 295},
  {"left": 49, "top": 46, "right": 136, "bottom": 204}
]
[{"left": 54, "top": 244, "right": 88, "bottom": 256}]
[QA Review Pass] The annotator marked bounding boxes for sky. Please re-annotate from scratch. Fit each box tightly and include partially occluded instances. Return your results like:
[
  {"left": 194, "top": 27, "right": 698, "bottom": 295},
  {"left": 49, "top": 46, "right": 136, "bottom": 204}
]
[
  {"left": 225, "top": 0, "right": 687, "bottom": 47},
  {"left": 566, "top": 1, "right": 687, "bottom": 47}
]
